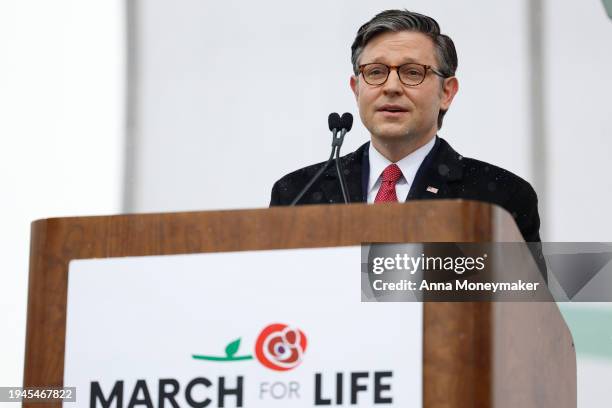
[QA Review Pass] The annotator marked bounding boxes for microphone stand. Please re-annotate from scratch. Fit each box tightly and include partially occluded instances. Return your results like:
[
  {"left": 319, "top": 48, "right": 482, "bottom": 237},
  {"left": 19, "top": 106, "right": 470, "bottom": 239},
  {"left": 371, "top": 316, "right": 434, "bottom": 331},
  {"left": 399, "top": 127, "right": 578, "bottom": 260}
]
[
  {"left": 290, "top": 112, "right": 352, "bottom": 206},
  {"left": 333, "top": 128, "right": 350, "bottom": 203},
  {"left": 290, "top": 129, "right": 339, "bottom": 206}
]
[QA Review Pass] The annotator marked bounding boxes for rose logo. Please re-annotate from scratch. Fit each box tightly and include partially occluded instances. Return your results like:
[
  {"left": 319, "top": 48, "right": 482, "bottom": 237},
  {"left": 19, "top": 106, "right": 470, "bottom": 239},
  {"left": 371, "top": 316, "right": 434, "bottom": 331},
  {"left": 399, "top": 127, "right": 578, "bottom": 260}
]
[
  {"left": 192, "top": 322, "right": 307, "bottom": 371},
  {"left": 254, "top": 323, "right": 307, "bottom": 371}
]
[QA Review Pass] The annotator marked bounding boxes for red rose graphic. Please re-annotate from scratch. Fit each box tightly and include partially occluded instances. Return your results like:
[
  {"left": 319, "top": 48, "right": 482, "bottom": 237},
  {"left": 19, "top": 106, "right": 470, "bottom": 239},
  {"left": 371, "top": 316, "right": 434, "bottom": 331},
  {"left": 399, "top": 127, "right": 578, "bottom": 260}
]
[{"left": 254, "top": 323, "right": 307, "bottom": 371}]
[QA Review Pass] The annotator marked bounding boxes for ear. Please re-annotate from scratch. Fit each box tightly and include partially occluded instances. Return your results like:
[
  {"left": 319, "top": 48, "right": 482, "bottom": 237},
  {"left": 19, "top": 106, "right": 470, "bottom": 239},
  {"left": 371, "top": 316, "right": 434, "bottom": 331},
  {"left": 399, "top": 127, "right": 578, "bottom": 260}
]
[
  {"left": 440, "top": 77, "right": 459, "bottom": 110},
  {"left": 350, "top": 75, "right": 359, "bottom": 100}
]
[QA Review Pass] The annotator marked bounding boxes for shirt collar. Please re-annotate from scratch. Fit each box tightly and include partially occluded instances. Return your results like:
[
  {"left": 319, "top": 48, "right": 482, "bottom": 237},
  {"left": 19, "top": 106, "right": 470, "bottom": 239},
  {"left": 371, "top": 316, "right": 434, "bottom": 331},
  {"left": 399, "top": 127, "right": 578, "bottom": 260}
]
[{"left": 368, "top": 136, "right": 437, "bottom": 194}]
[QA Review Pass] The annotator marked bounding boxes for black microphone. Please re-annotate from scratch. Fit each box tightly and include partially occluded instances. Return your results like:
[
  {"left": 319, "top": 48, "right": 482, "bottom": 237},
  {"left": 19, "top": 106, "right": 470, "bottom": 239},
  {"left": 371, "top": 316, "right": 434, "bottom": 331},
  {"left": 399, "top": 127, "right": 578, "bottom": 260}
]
[
  {"left": 340, "top": 112, "right": 353, "bottom": 131},
  {"left": 328, "top": 112, "right": 341, "bottom": 132},
  {"left": 334, "top": 112, "right": 353, "bottom": 203},
  {"left": 290, "top": 113, "right": 344, "bottom": 206}
]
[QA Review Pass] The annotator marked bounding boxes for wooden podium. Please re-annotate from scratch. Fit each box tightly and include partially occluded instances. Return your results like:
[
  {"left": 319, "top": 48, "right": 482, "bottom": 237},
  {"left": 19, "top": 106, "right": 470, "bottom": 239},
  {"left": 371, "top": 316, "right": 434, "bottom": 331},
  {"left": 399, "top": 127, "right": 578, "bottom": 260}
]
[{"left": 24, "top": 200, "right": 576, "bottom": 407}]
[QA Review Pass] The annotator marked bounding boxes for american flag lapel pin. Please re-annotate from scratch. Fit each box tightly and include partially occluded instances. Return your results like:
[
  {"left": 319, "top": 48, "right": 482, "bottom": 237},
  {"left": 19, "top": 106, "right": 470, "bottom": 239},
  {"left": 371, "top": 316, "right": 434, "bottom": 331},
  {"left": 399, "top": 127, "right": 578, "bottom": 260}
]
[{"left": 426, "top": 186, "right": 439, "bottom": 194}]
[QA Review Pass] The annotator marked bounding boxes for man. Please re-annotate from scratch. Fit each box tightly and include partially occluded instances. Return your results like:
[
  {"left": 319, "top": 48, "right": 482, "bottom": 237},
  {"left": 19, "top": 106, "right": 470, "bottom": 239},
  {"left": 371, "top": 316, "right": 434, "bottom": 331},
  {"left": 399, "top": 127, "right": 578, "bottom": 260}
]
[{"left": 270, "top": 9, "right": 541, "bottom": 243}]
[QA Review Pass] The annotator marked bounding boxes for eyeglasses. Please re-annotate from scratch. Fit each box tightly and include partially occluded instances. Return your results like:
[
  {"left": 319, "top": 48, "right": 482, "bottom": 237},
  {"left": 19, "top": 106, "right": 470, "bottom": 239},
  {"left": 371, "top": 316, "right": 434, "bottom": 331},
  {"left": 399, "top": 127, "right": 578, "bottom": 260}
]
[{"left": 358, "top": 62, "right": 447, "bottom": 86}]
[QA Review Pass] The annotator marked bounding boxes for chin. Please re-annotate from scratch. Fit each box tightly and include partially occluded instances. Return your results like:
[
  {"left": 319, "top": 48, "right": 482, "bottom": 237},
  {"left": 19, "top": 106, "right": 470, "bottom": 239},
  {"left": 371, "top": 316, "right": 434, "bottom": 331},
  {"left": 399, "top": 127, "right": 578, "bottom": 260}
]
[{"left": 372, "top": 124, "right": 414, "bottom": 141}]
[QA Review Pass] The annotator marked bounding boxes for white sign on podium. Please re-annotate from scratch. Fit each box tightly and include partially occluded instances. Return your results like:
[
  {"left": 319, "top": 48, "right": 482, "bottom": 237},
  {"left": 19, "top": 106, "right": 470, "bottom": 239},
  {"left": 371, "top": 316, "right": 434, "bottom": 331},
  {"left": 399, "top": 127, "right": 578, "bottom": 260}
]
[{"left": 65, "top": 247, "right": 422, "bottom": 407}]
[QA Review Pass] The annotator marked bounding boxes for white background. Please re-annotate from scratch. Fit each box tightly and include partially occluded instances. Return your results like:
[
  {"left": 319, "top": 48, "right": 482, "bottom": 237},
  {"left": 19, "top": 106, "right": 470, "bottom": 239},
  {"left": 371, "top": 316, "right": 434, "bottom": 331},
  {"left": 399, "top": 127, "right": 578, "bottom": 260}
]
[{"left": 0, "top": 0, "right": 124, "bottom": 392}]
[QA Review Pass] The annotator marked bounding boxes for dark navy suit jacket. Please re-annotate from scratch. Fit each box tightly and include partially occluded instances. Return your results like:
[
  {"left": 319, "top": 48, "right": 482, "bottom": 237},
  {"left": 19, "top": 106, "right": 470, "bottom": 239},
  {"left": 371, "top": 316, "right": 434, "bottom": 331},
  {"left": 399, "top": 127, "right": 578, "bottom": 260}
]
[{"left": 270, "top": 136, "right": 541, "bottom": 243}]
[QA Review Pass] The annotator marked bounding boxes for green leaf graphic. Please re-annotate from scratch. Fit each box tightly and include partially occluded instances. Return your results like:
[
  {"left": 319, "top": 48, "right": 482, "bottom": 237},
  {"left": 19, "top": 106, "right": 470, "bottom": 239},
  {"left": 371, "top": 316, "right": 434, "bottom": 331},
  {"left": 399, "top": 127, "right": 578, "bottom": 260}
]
[{"left": 225, "top": 338, "right": 241, "bottom": 358}]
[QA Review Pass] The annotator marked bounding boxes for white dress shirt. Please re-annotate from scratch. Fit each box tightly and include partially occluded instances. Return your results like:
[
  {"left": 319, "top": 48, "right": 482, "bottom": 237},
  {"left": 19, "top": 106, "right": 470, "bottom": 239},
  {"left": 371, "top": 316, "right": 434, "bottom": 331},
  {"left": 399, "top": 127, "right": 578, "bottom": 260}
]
[{"left": 367, "top": 136, "right": 436, "bottom": 203}]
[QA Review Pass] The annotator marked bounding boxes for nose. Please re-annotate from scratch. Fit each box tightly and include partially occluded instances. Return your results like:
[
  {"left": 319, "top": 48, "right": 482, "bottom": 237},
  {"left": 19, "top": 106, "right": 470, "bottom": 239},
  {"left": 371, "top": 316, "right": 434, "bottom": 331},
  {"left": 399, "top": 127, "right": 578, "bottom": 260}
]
[{"left": 382, "top": 67, "right": 403, "bottom": 96}]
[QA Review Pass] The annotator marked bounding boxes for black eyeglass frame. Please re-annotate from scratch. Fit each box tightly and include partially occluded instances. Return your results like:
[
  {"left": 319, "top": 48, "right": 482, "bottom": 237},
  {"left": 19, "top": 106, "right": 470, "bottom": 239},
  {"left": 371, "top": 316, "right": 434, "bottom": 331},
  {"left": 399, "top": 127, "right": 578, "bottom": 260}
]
[{"left": 358, "top": 62, "right": 448, "bottom": 86}]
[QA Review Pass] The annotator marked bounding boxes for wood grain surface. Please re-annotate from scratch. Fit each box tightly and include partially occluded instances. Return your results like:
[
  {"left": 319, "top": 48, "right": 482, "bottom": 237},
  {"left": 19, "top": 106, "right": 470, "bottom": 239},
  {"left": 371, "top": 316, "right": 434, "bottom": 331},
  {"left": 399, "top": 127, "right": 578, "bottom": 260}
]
[{"left": 23, "top": 200, "right": 575, "bottom": 407}]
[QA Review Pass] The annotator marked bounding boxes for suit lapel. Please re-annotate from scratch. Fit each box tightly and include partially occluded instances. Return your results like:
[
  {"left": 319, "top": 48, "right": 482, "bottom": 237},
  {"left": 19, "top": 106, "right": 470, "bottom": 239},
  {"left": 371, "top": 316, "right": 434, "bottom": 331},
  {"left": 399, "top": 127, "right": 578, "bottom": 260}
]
[
  {"left": 407, "top": 137, "right": 464, "bottom": 200},
  {"left": 317, "top": 138, "right": 462, "bottom": 204}
]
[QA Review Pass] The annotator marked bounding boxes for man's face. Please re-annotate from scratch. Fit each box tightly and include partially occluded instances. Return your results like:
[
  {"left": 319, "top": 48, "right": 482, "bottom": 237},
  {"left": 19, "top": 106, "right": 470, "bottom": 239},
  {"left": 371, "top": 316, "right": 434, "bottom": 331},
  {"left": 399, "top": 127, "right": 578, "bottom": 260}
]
[{"left": 350, "top": 31, "right": 458, "bottom": 148}]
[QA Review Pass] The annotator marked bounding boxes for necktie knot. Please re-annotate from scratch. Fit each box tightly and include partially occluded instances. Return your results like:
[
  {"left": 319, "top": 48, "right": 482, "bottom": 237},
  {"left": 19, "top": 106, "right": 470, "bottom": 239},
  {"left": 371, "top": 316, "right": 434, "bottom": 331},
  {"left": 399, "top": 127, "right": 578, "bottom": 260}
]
[
  {"left": 381, "top": 164, "right": 402, "bottom": 183},
  {"left": 374, "top": 164, "right": 403, "bottom": 203}
]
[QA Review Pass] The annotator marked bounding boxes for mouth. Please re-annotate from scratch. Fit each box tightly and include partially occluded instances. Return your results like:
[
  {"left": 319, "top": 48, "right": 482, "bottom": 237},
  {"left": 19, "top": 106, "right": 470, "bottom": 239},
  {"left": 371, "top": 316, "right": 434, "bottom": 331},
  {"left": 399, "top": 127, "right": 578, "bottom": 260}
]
[{"left": 377, "top": 104, "right": 409, "bottom": 117}]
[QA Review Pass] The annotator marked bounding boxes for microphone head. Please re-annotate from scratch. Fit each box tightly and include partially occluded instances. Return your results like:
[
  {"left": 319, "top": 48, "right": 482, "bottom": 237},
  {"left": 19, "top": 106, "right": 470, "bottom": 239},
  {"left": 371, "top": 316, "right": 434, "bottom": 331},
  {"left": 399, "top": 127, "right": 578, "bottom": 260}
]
[
  {"left": 340, "top": 112, "right": 353, "bottom": 132},
  {"left": 328, "top": 112, "right": 341, "bottom": 131}
]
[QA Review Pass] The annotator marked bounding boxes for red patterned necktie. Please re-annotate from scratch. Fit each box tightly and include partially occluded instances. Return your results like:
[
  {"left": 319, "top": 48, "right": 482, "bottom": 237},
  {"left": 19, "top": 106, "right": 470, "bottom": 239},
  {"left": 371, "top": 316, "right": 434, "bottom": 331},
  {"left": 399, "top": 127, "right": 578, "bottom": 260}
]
[{"left": 374, "top": 164, "right": 403, "bottom": 203}]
